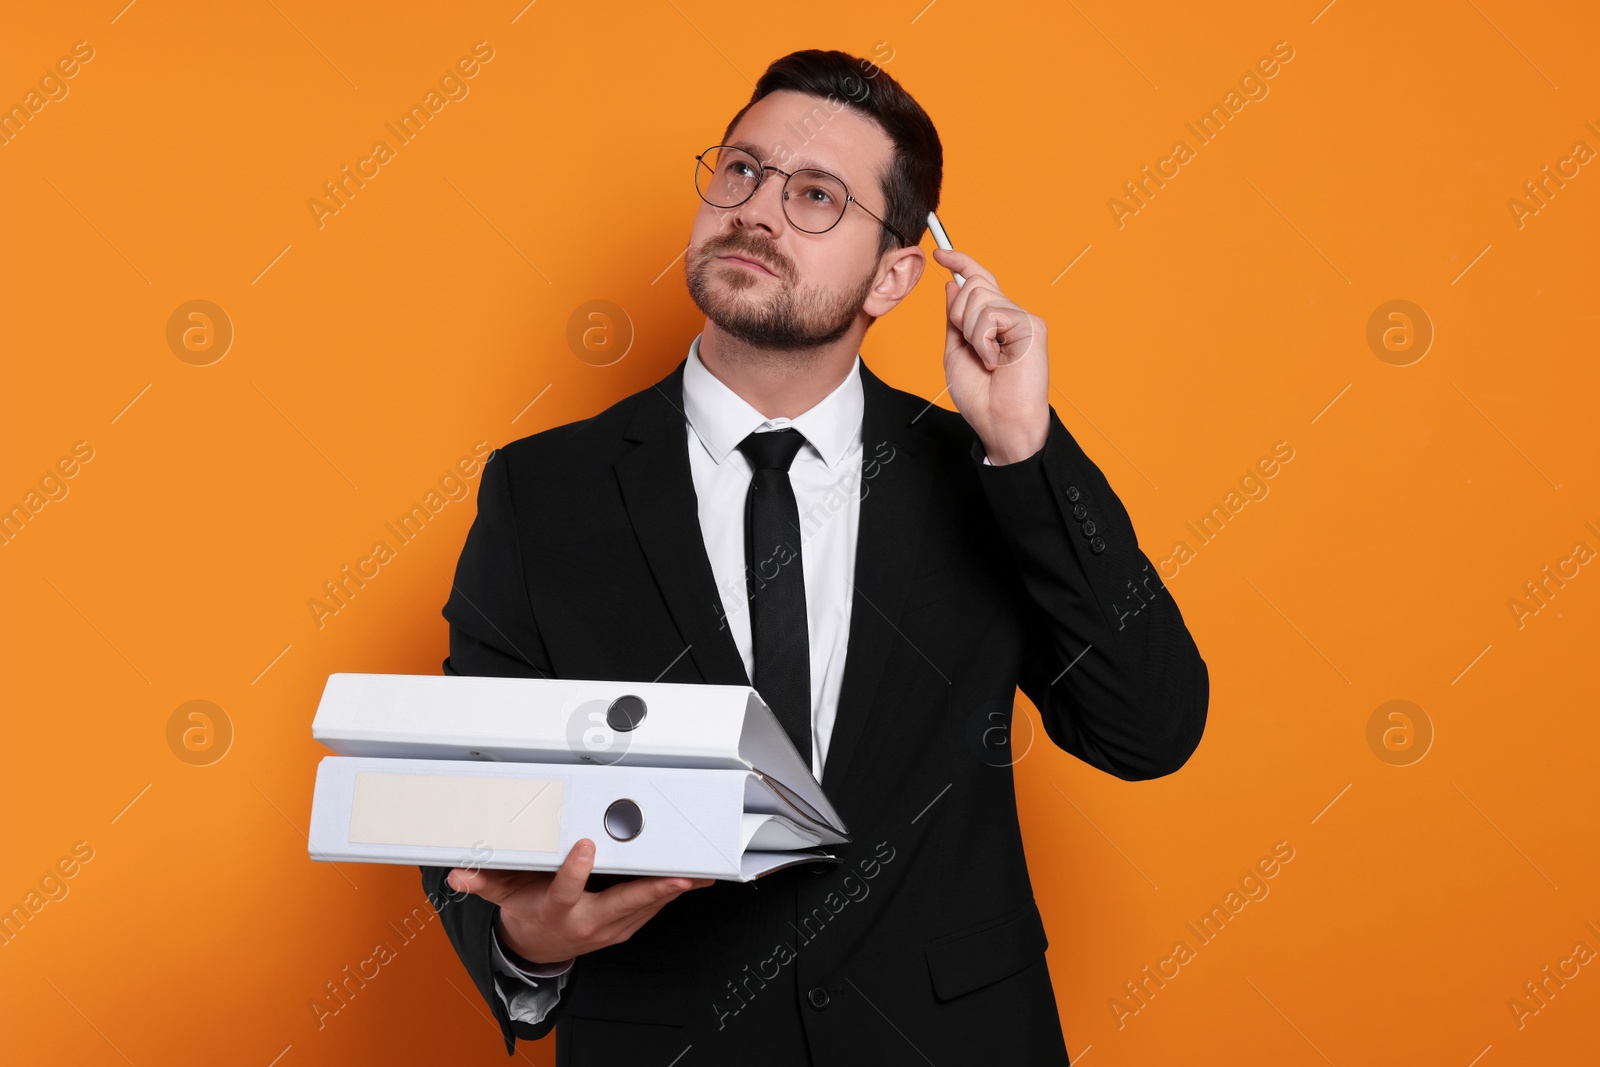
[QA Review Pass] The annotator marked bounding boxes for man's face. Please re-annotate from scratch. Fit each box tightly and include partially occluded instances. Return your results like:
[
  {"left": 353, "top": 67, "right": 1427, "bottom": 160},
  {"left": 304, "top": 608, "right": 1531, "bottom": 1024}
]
[{"left": 685, "top": 89, "right": 899, "bottom": 352}]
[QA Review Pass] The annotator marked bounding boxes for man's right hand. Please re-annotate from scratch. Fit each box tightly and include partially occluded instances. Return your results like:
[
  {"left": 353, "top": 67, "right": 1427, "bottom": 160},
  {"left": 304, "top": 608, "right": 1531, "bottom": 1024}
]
[{"left": 446, "top": 838, "right": 714, "bottom": 966}]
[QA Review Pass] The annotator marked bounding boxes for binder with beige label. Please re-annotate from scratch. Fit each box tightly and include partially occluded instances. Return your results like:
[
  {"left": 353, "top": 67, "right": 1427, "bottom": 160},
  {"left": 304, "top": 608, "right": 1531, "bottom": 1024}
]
[
  {"left": 308, "top": 756, "right": 844, "bottom": 881},
  {"left": 310, "top": 672, "right": 847, "bottom": 842}
]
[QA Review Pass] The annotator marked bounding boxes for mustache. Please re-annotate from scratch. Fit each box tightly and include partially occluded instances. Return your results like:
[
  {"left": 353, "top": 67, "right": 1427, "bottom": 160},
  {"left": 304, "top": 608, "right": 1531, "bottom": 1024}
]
[{"left": 702, "top": 235, "right": 790, "bottom": 280}]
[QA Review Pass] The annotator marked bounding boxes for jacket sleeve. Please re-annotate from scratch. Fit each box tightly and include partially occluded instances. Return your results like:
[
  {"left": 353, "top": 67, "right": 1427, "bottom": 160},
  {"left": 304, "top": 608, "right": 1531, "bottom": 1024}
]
[
  {"left": 971, "top": 405, "right": 1209, "bottom": 780},
  {"left": 418, "top": 446, "right": 572, "bottom": 1054}
]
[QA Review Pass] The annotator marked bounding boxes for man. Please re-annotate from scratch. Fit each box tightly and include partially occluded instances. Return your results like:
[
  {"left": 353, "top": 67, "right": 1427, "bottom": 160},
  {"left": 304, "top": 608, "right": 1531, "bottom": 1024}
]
[{"left": 421, "top": 48, "right": 1207, "bottom": 1063}]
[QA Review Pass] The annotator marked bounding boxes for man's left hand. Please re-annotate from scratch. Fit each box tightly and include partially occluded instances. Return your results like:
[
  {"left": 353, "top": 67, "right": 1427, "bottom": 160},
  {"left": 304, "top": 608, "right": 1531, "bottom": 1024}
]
[{"left": 934, "top": 246, "right": 1051, "bottom": 465}]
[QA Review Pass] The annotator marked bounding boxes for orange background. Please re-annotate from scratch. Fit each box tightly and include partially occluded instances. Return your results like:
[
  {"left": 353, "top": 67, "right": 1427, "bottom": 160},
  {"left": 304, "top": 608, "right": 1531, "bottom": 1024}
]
[{"left": 4, "top": 2, "right": 1597, "bottom": 1064}]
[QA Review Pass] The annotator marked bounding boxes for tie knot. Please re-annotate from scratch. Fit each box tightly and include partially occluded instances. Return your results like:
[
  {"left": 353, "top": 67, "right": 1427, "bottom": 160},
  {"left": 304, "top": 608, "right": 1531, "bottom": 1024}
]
[{"left": 737, "top": 427, "right": 807, "bottom": 472}]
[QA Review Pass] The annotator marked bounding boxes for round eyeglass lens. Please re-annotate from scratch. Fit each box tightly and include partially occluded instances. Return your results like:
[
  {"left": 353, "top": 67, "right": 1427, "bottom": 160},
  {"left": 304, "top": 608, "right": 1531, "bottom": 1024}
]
[
  {"left": 782, "top": 170, "right": 848, "bottom": 233},
  {"left": 696, "top": 147, "right": 760, "bottom": 208}
]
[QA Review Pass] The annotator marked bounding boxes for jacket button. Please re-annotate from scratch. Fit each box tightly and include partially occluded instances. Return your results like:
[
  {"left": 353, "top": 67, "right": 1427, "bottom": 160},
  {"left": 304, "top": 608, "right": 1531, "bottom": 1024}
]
[
  {"left": 1065, "top": 484, "right": 1081, "bottom": 502},
  {"left": 1072, "top": 503, "right": 1088, "bottom": 522},
  {"left": 1090, "top": 535, "right": 1106, "bottom": 554},
  {"left": 807, "top": 986, "right": 830, "bottom": 1009},
  {"left": 1080, "top": 520, "right": 1096, "bottom": 537}
]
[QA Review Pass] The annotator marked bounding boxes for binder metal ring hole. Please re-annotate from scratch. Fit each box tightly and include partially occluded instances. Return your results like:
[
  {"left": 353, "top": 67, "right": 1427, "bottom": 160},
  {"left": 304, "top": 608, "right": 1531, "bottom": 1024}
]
[
  {"left": 603, "top": 798, "right": 644, "bottom": 842},
  {"left": 606, "top": 695, "right": 647, "bottom": 732}
]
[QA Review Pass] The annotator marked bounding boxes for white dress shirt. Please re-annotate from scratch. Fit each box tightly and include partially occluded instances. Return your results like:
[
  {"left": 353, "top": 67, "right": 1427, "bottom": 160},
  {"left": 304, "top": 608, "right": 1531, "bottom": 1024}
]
[
  {"left": 682, "top": 331, "right": 867, "bottom": 781},
  {"left": 490, "top": 332, "right": 867, "bottom": 1025}
]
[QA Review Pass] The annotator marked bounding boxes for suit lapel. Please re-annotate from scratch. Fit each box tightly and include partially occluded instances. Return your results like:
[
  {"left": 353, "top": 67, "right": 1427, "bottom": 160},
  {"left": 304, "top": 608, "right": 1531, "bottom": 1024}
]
[
  {"left": 819, "top": 358, "right": 939, "bottom": 800},
  {"left": 614, "top": 354, "right": 941, "bottom": 803},
  {"left": 614, "top": 360, "right": 751, "bottom": 688}
]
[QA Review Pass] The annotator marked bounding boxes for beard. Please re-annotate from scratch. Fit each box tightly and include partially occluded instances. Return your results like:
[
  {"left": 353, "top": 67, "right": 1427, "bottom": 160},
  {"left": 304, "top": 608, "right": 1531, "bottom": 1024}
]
[{"left": 686, "top": 232, "right": 876, "bottom": 353}]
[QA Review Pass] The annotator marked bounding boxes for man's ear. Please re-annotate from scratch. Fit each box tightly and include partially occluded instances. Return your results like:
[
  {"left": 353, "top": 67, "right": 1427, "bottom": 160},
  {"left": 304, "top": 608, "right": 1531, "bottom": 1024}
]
[{"left": 862, "top": 245, "right": 927, "bottom": 318}]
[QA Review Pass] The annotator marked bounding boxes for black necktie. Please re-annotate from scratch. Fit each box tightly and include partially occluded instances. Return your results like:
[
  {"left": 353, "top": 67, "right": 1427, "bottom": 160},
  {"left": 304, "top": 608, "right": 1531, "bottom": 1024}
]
[{"left": 735, "top": 427, "right": 812, "bottom": 771}]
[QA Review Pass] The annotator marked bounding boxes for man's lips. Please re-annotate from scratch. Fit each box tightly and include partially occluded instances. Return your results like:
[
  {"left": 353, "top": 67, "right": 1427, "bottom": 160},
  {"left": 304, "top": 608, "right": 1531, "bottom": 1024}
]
[{"left": 718, "top": 254, "right": 778, "bottom": 277}]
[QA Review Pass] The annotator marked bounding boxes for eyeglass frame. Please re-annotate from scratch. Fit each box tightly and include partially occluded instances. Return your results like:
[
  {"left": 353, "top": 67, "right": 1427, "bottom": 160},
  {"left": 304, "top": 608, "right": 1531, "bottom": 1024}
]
[{"left": 693, "top": 144, "right": 907, "bottom": 246}]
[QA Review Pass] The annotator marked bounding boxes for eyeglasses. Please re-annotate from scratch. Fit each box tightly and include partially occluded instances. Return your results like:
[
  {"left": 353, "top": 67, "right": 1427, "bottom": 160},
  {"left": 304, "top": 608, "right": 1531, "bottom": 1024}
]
[{"left": 694, "top": 145, "right": 906, "bottom": 245}]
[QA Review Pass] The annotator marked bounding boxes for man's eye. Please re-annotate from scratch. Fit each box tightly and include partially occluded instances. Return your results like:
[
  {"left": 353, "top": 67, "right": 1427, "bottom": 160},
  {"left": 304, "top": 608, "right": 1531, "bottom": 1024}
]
[{"left": 799, "top": 185, "right": 834, "bottom": 204}]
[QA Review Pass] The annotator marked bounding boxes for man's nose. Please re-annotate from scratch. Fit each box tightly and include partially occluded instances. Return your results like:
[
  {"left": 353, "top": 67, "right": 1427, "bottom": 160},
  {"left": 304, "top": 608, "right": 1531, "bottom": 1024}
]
[{"left": 731, "top": 172, "right": 787, "bottom": 237}]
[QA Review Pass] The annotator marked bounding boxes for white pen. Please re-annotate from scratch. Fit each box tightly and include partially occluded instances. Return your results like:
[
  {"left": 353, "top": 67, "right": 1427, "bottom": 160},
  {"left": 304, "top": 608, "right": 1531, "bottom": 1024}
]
[{"left": 926, "top": 210, "right": 965, "bottom": 287}]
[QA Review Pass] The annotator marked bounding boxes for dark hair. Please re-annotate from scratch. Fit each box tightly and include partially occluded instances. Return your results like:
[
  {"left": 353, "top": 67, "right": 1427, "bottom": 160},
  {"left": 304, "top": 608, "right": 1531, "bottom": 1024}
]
[{"left": 719, "top": 48, "right": 942, "bottom": 258}]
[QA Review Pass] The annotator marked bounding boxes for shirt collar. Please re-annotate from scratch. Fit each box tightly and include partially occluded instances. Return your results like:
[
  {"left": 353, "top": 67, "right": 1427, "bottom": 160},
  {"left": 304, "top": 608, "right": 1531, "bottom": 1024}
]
[{"left": 682, "top": 332, "right": 863, "bottom": 470}]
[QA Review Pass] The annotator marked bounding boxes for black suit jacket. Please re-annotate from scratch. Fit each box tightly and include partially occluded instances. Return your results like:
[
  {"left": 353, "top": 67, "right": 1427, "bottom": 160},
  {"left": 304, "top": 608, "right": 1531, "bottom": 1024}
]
[{"left": 420, "top": 354, "right": 1208, "bottom": 1063}]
